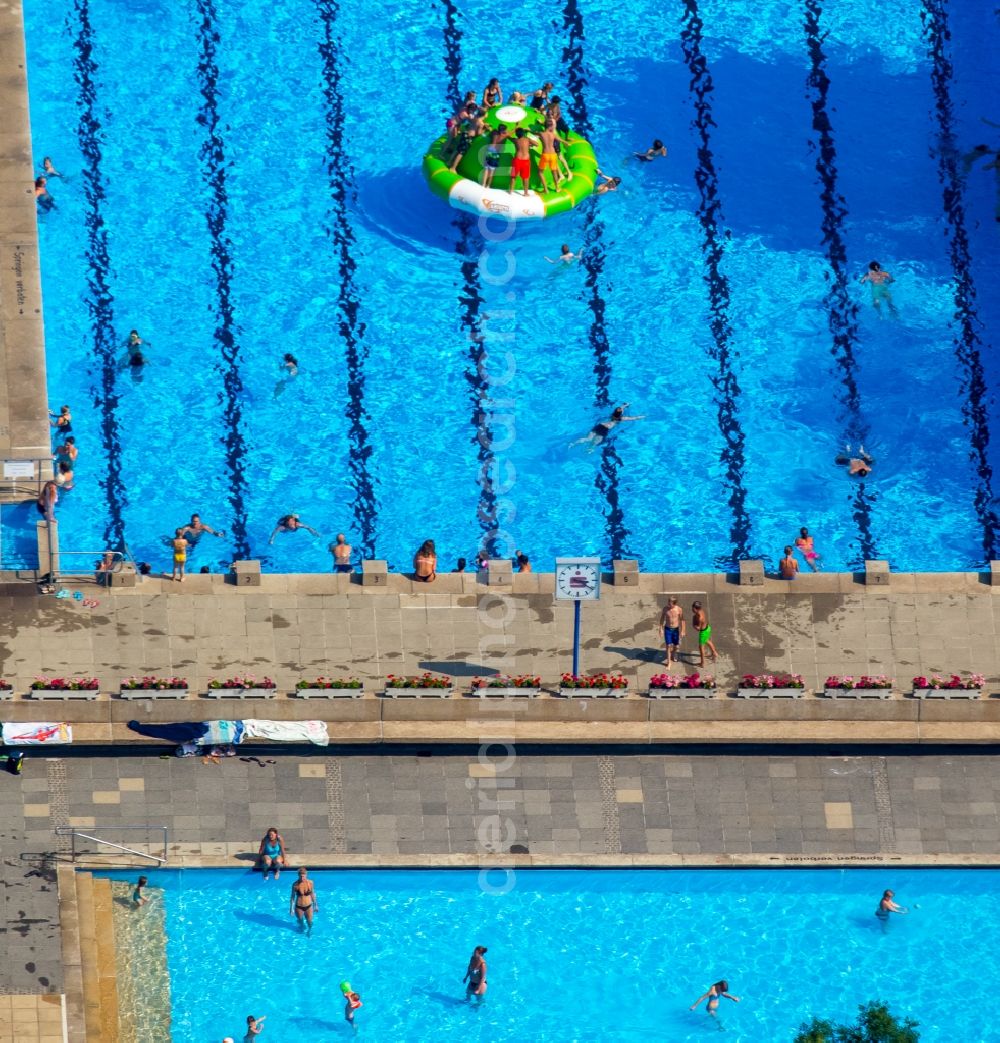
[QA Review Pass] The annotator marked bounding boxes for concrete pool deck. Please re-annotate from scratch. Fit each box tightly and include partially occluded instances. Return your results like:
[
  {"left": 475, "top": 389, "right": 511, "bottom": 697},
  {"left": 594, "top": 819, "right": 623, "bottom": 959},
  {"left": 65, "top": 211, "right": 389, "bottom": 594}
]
[
  {"left": 3, "top": 749, "right": 1000, "bottom": 1041},
  {"left": 0, "top": 0, "right": 51, "bottom": 500},
  {"left": 2, "top": 571, "right": 999, "bottom": 746}
]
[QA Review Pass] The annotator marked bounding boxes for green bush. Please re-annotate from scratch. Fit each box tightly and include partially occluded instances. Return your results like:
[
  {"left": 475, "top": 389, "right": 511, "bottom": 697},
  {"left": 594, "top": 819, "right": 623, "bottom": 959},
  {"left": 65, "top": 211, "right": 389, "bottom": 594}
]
[{"left": 794, "top": 1001, "right": 918, "bottom": 1043}]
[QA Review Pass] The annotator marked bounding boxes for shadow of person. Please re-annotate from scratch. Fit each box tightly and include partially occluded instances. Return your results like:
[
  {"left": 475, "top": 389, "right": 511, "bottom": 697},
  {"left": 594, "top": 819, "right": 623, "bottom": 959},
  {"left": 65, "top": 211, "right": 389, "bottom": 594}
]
[
  {"left": 112, "top": 896, "right": 134, "bottom": 911},
  {"left": 604, "top": 645, "right": 662, "bottom": 664},
  {"left": 410, "top": 986, "right": 468, "bottom": 1009},
  {"left": 288, "top": 1015, "right": 341, "bottom": 1031},
  {"left": 232, "top": 909, "right": 299, "bottom": 933}
]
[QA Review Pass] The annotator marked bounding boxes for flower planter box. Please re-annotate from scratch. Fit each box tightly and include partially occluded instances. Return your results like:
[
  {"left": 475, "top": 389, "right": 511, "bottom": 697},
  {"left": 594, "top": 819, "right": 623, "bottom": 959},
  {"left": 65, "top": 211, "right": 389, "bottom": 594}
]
[
  {"left": 29, "top": 688, "right": 101, "bottom": 700},
  {"left": 911, "top": 687, "right": 982, "bottom": 700},
  {"left": 293, "top": 687, "right": 365, "bottom": 699},
  {"left": 736, "top": 687, "right": 807, "bottom": 699},
  {"left": 468, "top": 687, "right": 542, "bottom": 699},
  {"left": 381, "top": 687, "right": 454, "bottom": 698},
  {"left": 203, "top": 688, "right": 277, "bottom": 699},
  {"left": 0, "top": 688, "right": 12, "bottom": 702},
  {"left": 118, "top": 687, "right": 190, "bottom": 700},
  {"left": 822, "top": 687, "right": 893, "bottom": 700},
  {"left": 645, "top": 687, "right": 716, "bottom": 699},
  {"left": 556, "top": 687, "right": 628, "bottom": 699}
]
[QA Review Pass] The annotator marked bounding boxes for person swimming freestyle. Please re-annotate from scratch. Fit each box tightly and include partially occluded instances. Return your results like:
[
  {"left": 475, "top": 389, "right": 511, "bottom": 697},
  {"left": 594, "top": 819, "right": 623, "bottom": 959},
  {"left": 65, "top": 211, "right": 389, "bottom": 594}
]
[{"left": 571, "top": 403, "right": 644, "bottom": 450}]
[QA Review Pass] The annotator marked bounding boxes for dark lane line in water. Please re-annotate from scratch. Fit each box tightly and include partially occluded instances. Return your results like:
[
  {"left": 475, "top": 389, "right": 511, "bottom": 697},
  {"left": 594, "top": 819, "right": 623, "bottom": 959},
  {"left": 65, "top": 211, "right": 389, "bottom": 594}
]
[
  {"left": 194, "top": 0, "right": 249, "bottom": 560},
  {"left": 562, "top": 0, "right": 628, "bottom": 564},
  {"left": 71, "top": 0, "right": 126, "bottom": 548},
  {"left": 442, "top": 0, "right": 498, "bottom": 556},
  {"left": 316, "top": 0, "right": 378, "bottom": 558},
  {"left": 679, "top": 0, "right": 751, "bottom": 567},
  {"left": 920, "top": 0, "right": 998, "bottom": 564},
  {"left": 802, "top": 0, "right": 877, "bottom": 566}
]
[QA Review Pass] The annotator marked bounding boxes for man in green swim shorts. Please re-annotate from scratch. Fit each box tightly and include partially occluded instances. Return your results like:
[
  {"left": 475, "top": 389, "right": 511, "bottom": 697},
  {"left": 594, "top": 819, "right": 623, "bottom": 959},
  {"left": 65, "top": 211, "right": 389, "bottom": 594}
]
[{"left": 691, "top": 601, "right": 718, "bottom": 667}]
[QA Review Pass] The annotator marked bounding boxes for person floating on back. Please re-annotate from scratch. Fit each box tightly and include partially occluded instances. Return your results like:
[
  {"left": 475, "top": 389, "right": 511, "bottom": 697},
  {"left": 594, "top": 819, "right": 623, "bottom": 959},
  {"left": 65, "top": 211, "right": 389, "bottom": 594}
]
[{"left": 860, "top": 260, "right": 898, "bottom": 318}]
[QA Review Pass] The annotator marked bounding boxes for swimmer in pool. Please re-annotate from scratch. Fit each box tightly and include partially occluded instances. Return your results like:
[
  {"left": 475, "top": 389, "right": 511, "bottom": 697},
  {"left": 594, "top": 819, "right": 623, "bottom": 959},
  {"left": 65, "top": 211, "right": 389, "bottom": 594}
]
[
  {"left": 545, "top": 244, "right": 579, "bottom": 264},
  {"left": 875, "top": 889, "right": 908, "bottom": 932},
  {"left": 634, "top": 138, "right": 667, "bottom": 161},
  {"left": 269, "top": 513, "right": 319, "bottom": 543},
  {"left": 181, "top": 513, "right": 225, "bottom": 546},
  {"left": 795, "top": 527, "right": 821, "bottom": 571},
  {"left": 35, "top": 176, "right": 55, "bottom": 211},
  {"left": 595, "top": 170, "right": 622, "bottom": 195},
  {"left": 463, "top": 946, "right": 488, "bottom": 1002},
  {"left": 690, "top": 980, "right": 740, "bottom": 1018},
  {"left": 571, "top": 403, "right": 645, "bottom": 451},
  {"left": 835, "top": 445, "right": 875, "bottom": 477},
  {"left": 860, "top": 261, "right": 898, "bottom": 318},
  {"left": 42, "top": 156, "right": 62, "bottom": 178}
]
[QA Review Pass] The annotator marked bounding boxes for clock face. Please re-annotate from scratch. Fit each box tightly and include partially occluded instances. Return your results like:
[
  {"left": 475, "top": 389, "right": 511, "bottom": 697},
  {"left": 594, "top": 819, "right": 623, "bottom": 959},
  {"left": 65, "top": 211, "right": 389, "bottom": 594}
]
[{"left": 555, "top": 563, "right": 601, "bottom": 600}]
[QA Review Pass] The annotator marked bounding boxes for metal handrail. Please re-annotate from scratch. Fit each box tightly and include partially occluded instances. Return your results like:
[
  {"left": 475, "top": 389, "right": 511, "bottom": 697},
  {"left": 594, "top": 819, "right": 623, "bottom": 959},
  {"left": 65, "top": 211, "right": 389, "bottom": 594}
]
[{"left": 55, "top": 824, "right": 168, "bottom": 865}]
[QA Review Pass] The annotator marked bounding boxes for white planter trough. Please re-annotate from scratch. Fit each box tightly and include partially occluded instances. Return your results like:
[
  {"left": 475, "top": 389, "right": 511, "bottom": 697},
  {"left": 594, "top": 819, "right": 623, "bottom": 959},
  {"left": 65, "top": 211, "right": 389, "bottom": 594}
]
[
  {"left": 381, "top": 688, "right": 454, "bottom": 698},
  {"left": 29, "top": 688, "right": 101, "bottom": 700},
  {"left": 646, "top": 688, "right": 716, "bottom": 699},
  {"left": 203, "top": 688, "right": 277, "bottom": 699},
  {"left": 911, "top": 687, "right": 982, "bottom": 700},
  {"left": 0, "top": 688, "right": 12, "bottom": 701},
  {"left": 822, "top": 687, "right": 893, "bottom": 700},
  {"left": 468, "top": 687, "right": 542, "bottom": 698},
  {"left": 118, "top": 687, "right": 189, "bottom": 700},
  {"left": 293, "top": 687, "right": 365, "bottom": 699},
  {"left": 556, "top": 687, "right": 628, "bottom": 699},
  {"left": 736, "top": 687, "right": 807, "bottom": 699}
]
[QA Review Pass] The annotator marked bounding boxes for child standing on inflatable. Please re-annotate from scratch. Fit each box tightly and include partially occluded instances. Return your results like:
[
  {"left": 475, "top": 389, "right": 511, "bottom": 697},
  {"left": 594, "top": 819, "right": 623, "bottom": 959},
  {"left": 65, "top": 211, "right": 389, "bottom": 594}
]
[
  {"left": 340, "top": 981, "right": 362, "bottom": 1031},
  {"left": 481, "top": 126, "right": 510, "bottom": 189},
  {"left": 509, "top": 130, "right": 533, "bottom": 197},
  {"left": 538, "top": 120, "right": 562, "bottom": 193}
]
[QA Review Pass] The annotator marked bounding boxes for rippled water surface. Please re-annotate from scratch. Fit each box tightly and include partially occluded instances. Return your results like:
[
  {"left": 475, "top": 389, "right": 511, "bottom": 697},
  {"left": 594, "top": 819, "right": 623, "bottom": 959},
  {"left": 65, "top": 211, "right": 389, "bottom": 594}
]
[
  {"left": 95, "top": 866, "right": 1000, "bottom": 1041},
  {"left": 23, "top": 0, "right": 1000, "bottom": 572}
]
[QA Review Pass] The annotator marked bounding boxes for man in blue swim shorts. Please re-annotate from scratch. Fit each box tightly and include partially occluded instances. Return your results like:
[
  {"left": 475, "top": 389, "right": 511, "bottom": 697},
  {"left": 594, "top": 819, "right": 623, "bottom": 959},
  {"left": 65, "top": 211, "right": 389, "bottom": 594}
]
[{"left": 658, "top": 597, "right": 685, "bottom": 666}]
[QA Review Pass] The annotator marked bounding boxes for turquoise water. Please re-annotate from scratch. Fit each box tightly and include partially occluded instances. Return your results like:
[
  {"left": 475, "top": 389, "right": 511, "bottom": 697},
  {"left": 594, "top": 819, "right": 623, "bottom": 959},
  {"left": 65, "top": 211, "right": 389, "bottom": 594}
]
[
  {"left": 96, "top": 866, "right": 997, "bottom": 1041},
  {"left": 22, "top": 0, "right": 1000, "bottom": 574}
]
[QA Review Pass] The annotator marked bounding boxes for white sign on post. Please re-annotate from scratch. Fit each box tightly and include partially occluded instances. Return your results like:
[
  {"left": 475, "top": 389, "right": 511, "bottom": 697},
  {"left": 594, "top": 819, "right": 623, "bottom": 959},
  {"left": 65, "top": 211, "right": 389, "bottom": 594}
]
[{"left": 3, "top": 460, "right": 35, "bottom": 479}]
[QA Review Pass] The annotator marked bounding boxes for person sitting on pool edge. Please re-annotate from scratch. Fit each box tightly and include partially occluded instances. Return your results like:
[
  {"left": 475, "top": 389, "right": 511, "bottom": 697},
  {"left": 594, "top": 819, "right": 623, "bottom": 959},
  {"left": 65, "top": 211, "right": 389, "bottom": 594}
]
[
  {"left": 835, "top": 445, "right": 874, "bottom": 477},
  {"left": 258, "top": 827, "right": 287, "bottom": 879},
  {"left": 269, "top": 513, "right": 320, "bottom": 543},
  {"left": 414, "top": 539, "right": 437, "bottom": 582},
  {"left": 779, "top": 546, "right": 799, "bottom": 580}
]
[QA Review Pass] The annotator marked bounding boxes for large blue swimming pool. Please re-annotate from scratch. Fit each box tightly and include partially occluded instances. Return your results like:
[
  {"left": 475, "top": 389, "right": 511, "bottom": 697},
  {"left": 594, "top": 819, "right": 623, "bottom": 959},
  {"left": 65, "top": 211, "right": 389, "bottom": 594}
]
[
  {"left": 97, "top": 866, "right": 997, "bottom": 1041},
  {"left": 23, "top": 0, "right": 1000, "bottom": 574}
]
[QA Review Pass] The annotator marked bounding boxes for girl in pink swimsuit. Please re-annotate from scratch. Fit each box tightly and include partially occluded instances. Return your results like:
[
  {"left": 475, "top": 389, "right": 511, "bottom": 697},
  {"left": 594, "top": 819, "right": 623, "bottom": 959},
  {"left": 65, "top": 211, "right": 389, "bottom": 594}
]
[{"left": 794, "top": 527, "right": 821, "bottom": 571}]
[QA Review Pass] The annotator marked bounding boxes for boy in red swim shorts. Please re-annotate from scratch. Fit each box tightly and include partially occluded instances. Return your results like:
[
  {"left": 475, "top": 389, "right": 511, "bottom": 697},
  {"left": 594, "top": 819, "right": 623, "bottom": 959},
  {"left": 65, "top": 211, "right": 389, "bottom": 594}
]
[{"left": 509, "top": 128, "right": 533, "bottom": 196}]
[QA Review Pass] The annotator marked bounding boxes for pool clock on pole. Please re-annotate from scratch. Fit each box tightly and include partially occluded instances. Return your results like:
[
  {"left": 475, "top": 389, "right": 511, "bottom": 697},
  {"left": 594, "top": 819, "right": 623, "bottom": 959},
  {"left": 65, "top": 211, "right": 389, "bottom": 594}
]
[{"left": 555, "top": 558, "right": 601, "bottom": 676}]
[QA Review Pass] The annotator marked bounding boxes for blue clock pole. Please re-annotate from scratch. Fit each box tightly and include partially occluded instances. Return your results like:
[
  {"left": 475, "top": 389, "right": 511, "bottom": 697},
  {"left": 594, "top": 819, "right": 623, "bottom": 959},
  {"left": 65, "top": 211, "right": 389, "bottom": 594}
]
[{"left": 572, "top": 600, "right": 581, "bottom": 676}]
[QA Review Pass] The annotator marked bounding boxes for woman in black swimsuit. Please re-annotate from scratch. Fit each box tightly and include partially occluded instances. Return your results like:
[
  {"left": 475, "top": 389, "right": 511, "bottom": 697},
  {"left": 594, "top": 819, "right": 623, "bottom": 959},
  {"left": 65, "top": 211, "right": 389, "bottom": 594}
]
[
  {"left": 570, "top": 403, "right": 645, "bottom": 451},
  {"left": 289, "top": 867, "right": 318, "bottom": 935},
  {"left": 463, "top": 946, "right": 488, "bottom": 1002},
  {"left": 482, "top": 78, "right": 503, "bottom": 108}
]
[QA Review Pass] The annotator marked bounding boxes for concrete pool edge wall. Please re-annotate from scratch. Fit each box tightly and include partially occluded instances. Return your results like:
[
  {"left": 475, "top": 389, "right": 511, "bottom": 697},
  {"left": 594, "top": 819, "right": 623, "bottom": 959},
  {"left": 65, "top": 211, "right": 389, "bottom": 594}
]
[{"left": 0, "top": 0, "right": 52, "bottom": 497}]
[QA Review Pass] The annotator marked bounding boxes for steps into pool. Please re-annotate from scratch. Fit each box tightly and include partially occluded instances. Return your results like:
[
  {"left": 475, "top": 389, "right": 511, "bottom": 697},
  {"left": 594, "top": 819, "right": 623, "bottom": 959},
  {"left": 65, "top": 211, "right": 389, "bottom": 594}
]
[{"left": 0, "top": 501, "right": 39, "bottom": 570}]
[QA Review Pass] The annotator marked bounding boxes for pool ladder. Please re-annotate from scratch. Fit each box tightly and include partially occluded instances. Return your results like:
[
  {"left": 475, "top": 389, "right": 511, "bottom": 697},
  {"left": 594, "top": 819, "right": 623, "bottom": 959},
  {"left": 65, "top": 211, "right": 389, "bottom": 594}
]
[{"left": 55, "top": 825, "right": 169, "bottom": 865}]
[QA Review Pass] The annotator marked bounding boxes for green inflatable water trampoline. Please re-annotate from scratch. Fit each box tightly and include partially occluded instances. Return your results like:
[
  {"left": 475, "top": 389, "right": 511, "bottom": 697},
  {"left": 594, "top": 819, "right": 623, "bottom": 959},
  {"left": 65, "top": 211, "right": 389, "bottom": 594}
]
[{"left": 423, "top": 103, "right": 598, "bottom": 220}]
